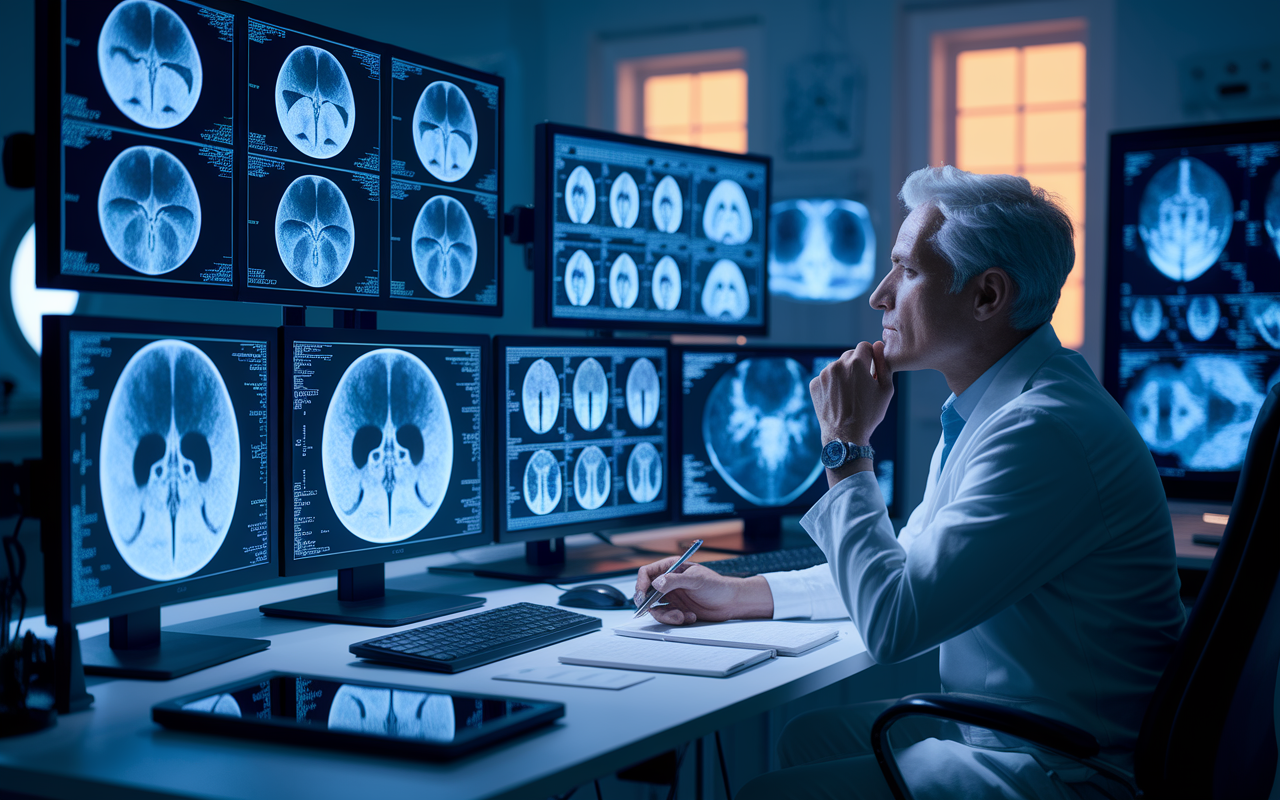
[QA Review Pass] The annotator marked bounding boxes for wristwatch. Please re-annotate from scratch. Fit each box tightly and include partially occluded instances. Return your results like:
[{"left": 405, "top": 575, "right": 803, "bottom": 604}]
[{"left": 820, "top": 440, "right": 874, "bottom": 470}]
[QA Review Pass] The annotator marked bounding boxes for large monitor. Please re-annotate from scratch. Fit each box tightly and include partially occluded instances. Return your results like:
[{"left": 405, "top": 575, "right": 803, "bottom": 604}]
[
  {"left": 260, "top": 326, "right": 491, "bottom": 626},
  {"left": 1104, "top": 119, "right": 1280, "bottom": 503},
  {"left": 42, "top": 315, "right": 278, "bottom": 679},
  {"left": 533, "top": 123, "right": 770, "bottom": 334}
]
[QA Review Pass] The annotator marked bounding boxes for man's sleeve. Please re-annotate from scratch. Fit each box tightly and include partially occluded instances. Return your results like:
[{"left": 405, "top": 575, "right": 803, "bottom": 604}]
[{"left": 762, "top": 565, "right": 849, "bottom": 620}]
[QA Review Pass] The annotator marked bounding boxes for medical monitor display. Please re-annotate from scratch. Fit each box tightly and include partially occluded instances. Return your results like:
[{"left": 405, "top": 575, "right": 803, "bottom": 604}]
[
  {"left": 534, "top": 123, "right": 770, "bottom": 334},
  {"left": 768, "top": 199, "right": 876, "bottom": 303},
  {"left": 1105, "top": 120, "right": 1280, "bottom": 501}
]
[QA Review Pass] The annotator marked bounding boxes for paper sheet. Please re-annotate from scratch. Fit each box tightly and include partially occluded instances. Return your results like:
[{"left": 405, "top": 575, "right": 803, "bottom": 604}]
[{"left": 493, "top": 665, "right": 653, "bottom": 690}]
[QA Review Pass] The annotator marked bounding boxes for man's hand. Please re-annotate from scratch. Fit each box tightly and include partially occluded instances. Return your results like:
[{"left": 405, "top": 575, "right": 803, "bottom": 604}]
[
  {"left": 633, "top": 557, "right": 774, "bottom": 625},
  {"left": 809, "top": 340, "right": 894, "bottom": 447}
]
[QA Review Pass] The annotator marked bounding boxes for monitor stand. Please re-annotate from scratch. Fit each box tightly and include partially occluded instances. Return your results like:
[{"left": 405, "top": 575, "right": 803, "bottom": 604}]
[
  {"left": 470, "top": 538, "right": 663, "bottom": 584},
  {"left": 259, "top": 563, "right": 485, "bottom": 627},
  {"left": 81, "top": 607, "right": 269, "bottom": 680}
]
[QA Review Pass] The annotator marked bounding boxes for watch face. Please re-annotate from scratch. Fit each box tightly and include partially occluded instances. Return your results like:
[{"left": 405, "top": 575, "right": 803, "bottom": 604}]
[{"left": 821, "top": 440, "right": 846, "bottom": 469}]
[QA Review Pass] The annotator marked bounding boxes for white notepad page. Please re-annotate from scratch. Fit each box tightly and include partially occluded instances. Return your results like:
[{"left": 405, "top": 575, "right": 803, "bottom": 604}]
[
  {"left": 559, "top": 634, "right": 774, "bottom": 677},
  {"left": 613, "top": 620, "right": 839, "bottom": 656}
]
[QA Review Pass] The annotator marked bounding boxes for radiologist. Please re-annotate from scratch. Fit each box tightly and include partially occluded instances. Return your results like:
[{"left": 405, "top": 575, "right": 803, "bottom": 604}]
[{"left": 634, "top": 166, "right": 1184, "bottom": 800}]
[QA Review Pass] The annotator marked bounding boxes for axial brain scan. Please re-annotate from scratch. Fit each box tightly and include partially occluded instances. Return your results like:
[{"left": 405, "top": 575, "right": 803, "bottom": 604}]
[
  {"left": 702, "top": 180, "right": 753, "bottom": 245},
  {"left": 572, "top": 357, "right": 607, "bottom": 432},
  {"left": 768, "top": 199, "right": 875, "bottom": 303},
  {"left": 651, "top": 175, "right": 683, "bottom": 233},
  {"left": 1186, "top": 295, "right": 1221, "bottom": 342},
  {"left": 321, "top": 349, "right": 453, "bottom": 543},
  {"left": 97, "top": 145, "right": 202, "bottom": 275},
  {"left": 412, "top": 195, "right": 476, "bottom": 298},
  {"left": 573, "top": 445, "right": 610, "bottom": 510},
  {"left": 1130, "top": 296, "right": 1163, "bottom": 342},
  {"left": 1266, "top": 172, "right": 1280, "bottom": 259},
  {"left": 702, "top": 357, "right": 824, "bottom": 506},
  {"left": 97, "top": 0, "right": 204, "bottom": 130},
  {"left": 523, "top": 449, "right": 562, "bottom": 515},
  {"left": 701, "top": 259, "right": 749, "bottom": 320},
  {"left": 565, "top": 250, "right": 595, "bottom": 306},
  {"left": 1249, "top": 298, "right": 1280, "bottom": 349},
  {"left": 182, "top": 693, "right": 242, "bottom": 717},
  {"left": 651, "top": 256, "right": 682, "bottom": 311},
  {"left": 275, "top": 175, "right": 355, "bottom": 287},
  {"left": 609, "top": 172, "right": 639, "bottom": 229},
  {"left": 609, "top": 253, "right": 639, "bottom": 309},
  {"left": 626, "top": 442, "right": 662, "bottom": 503},
  {"left": 626, "top": 358, "right": 659, "bottom": 429},
  {"left": 99, "top": 339, "right": 240, "bottom": 582},
  {"left": 414, "top": 81, "right": 476, "bottom": 183},
  {"left": 565, "top": 166, "right": 596, "bottom": 224},
  {"left": 275, "top": 45, "right": 355, "bottom": 160},
  {"left": 521, "top": 358, "right": 560, "bottom": 434},
  {"left": 1138, "top": 157, "right": 1233, "bottom": 282},
  {"left": 328, "top": 685, "right": 455, "bottom": 740}
]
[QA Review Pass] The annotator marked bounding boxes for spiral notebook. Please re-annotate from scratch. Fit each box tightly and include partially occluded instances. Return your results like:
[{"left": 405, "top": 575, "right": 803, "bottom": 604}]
[
  {"left": 613, "top": 620, "right": 839, "bottom": 656},
  {"left": 559, "top": 634, "right": 774, "bottom": 678}
]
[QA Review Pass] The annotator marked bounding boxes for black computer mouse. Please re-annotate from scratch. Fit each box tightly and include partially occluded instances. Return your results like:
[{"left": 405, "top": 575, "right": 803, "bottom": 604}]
[{"left": 558, "top": 583, "right": 633, "bottom": 609}]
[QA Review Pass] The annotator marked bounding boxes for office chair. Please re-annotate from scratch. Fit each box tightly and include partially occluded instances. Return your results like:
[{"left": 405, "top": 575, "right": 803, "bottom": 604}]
[{"left": 871, "top": 383, "right": 1280, "bottom": 800}]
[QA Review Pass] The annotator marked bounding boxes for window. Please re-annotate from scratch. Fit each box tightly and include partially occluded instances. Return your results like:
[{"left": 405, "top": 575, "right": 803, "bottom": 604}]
[{"left": 616, "top": 49, "right": 748, "bottom": 153}]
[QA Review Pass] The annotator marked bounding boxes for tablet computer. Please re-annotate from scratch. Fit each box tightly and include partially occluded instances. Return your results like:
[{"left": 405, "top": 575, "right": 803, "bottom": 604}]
[{"left": 152, "top": 672, "right": 565, "bottom": 759}]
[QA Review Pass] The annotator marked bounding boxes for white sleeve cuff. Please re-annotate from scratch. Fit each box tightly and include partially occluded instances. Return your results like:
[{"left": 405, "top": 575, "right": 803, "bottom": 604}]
[{"left": 763, "top": 565, "right": 849, "bottom": 620}]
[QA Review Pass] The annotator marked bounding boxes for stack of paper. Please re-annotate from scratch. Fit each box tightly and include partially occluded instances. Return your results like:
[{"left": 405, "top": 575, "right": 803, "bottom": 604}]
[
  {"left": 559, "top": 635, "right": 773, "bottom": 678},
  {"left": 614, "top": 620, "right": 839, "bottom": 656}
]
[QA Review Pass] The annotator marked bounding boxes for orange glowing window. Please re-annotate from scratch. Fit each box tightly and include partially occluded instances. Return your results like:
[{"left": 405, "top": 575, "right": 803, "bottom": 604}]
[{"left": 643, "top": 68, "right": 747, "bottom": 153}]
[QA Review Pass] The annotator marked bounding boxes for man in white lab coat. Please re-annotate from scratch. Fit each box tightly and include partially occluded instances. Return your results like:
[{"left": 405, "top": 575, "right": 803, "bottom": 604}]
[{"left": 635, "top": 166, "right": 1184, "bottom": 800}]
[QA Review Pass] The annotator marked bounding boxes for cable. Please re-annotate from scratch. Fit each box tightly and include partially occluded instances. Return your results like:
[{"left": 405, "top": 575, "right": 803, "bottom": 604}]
[
  {"left": 594, "top": 779, "right": 603, "bottom": 800},
  {"left": 715, "top": 731, "right": 732, "bottom": 799},
  {"left": 664, "top": 743, "right": 689, "bottom": 800},
  {"left": 2, "top": 515, "right": 25, "bottom": 640}
]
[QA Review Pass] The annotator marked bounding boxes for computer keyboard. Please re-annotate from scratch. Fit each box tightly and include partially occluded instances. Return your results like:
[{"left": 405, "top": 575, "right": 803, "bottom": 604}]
[
  {"left": 701, "top": 546, "right": 828, "bottom": 577},
  {"left": 349, "top": 602, "right": 602, "bottom": 674}
]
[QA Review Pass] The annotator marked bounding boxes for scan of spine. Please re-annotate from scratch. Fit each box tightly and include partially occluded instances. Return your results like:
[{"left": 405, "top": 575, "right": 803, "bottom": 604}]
[
  {"left": 651, "top": 256, "right": 682, "bottom": 311},
  {"left": 571, "top": 357, "right": 607, "bottom": 432},
  {"left": 182, "top": 693, "right": 242, "bottom": 717},
  {"left": 702, "top": 357, "right": 823, "bottom": 506},
  {"left": 651, "top": 175, "right": 683, "bottom": 233},
  {"left": 274, "top": 175, "right": 354, "bottom": 287},
  {"left": 1186, "top": 295, "right": 1221, "bottom": 342},
  {"left": 328, "top": 686, "right": 455, "bottom": 742},
  {"left": 98, "top": 145, "right": 202, "bottom": 275},
  {"left": 413, "top": 81, "right": 476, "bottom": 183},
  {"left": 626, "top": 442, "right": 662, "bottom": 504},
  {"left": 625, "top": 358, "right": 659, "bottom": 429},
  {"left": 321, "top": 349, "right": 453, "bottom": 543},
  {"left": 701, "top": 259, "right": 749, "bottom": 321},
  {"left": 702, "top": 180, "right": 753, "bottom": 245},
  {"left": 523, "top": 449, "right": 562, "bottom": 515},
  {"left": 573, "top": 445, "right": 611, "bottom": 510},
  {"left": 99, "top": 340, "right": 239, "bottom": 581},
  {"left": 275, "top": 46, "right": 355, "bottom": 159},
  {"left": 609, "top": 253, "right": 639, "bottom": 309},
  {"left": 564, "top": 166, "right": 596, "bottom": 224},
  {"left": 412, "top": 195, "right": 476, "bottom": 298},
  {"left": 1138, "top": 157, "right": 1232, "bottom": 282},
  {"left": 1248, "top": 297, "right": 1280, "bottom": 349},
  {"left": 98, "top": 0, "right": 203, "bottom": 129},
  {"left": 521, "top": 358, "right": 561, "bottom": 434},
  {"left": 609, "top": 171, "right": 640, "bottom": 229},
  {"left": 565, "top": 250, "right": 595, "bottom": 306},
  {"left": 1130, "top": 296, "right": 1164, "bottom": 342},
  {"left": 1265, "top": 172, "right": 1280, "bottom": 259},
  {"left": 768, "top": 199, "right": 876, "bottom": 303}
]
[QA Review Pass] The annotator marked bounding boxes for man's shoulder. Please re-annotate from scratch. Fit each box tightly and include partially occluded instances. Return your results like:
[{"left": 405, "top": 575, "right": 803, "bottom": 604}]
[{"left": 987, "top": 351, "right": 1134, "bottom": 446}]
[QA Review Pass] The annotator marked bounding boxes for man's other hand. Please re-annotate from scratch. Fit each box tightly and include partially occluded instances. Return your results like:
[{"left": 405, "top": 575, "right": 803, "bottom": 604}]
[{"left": 633, "top": 557, "right": 774, "bottom": 625}]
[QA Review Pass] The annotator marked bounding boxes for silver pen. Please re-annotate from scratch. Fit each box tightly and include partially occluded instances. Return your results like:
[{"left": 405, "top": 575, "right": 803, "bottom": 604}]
[{"left": 633, "top": 539, "right": 704, "bottom": 619}]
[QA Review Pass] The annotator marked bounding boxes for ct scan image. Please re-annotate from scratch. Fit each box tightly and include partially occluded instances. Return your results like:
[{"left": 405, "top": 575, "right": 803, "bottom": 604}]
[
  {"left": 522, "top": 449, "right": 562, "bottom": 515},
  {"left": 1138, "top": 157, "right": 1233, "bottom": 283},
  {"left": 97, "top": 0, "right": 204, "bottom": 130},
  {"left": 275, "top": 45, "right": 356, "bottom": 160},
  {"left": 572, "top": 445, "right": 611, "bottom": 511},
  {"left": 1130, "top": 296, "right": 1164, "bottom": 343},
  {"left": 328, "top": 686, "right": 454, "bottom": 739},
  {"left": 651, "top": 175, "right": 684, "bottom": 234},
  {"left": 768, "top": 199, "right": 876, "bottom": 303},
  {"left": 609, "top": 171, "right": 640, "bottom": 229},
  {"left": 182, "top": 693, "right": 242, "bottom": 717},
  {"left": 521, "top": 358, "right": 561, "bottom": 435},
  {"left": 571, "top": 357, "right": 608, "bottom": 432},
  {"left": 1266, "top": 170, "right": 1280, "bottom": 260},
  {"left": 651, "top": 255, "right": 683, "bottom": 311},
  {"left": 625, "top": 442, "right": 662, "bottom": 504},
  {"left": 1249, "top": 297, "right": 1280, "bottom": 349},
  {"left": 1186, "top": 295, "right": 1222, "bottom": 342},
  {"left": 702, "top": 179, "right": 753, "bottom": 245},
  {"left": 625, "top": 357, "right": 660, "bottom": 429},
  {"left": 609, "top": 253, "right": 639, "bottom": 309},
  {"left": 412, "top": 195, "right": 477, "bottom": 298},
  {"left": 701, "top": 259, "right": 750, "bottom": 321},
  {"left": 97, "top": 144, "right": 203, "bottom": 276},
  {"left": 274, "top": 174, "right": 355, "bottom": 288},
  {"left": 564, "top": 250, "right": 596, "bottom": 306},
  {"left": 413, "top": 81, "right": 477, "bottom": 183},
  {"left": 564, "top": 166, "right": 596, "bottom": 224}
]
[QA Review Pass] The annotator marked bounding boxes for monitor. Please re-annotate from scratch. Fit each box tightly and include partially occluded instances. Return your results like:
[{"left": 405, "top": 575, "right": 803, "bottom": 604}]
[
  {"left": 1104, "top": 119, "right": 1280, "bottom": 503},
  {"left": 260, "top": 326, "right": 492, "bottom": 626},
  {"left": 36, "top": 0, "right": 239, "bottom": 301},
  {"left": 533, "top": 123, "right": 771, "bottom": 334},
  {"left": 41, "top": 315, "right": 278, "bottom": 679}
]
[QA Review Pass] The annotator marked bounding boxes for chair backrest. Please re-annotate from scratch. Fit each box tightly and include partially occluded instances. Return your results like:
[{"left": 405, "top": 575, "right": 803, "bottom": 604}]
[{"left": 1134, "top": 384, "right": 1280, "bottom": 799}]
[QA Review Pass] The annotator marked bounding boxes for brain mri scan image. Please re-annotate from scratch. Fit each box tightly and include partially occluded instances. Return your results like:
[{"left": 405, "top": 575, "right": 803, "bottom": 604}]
[
  {"left": 702, "top": 358, "right": 824, "bottom": 506},
  {"left": 626, "top": 442, "right": 662, "bottom": 504},
  {"left": 565, "top": 166, "right": 596, "bottom": 224},
  {"left": 321, "top": 349, "right": 453, "bottom": 543},
  {"left": 573, "top": 445, "right": 611, "bottom": 510},
  {"left": 413, "top": 81, "right": 477, "bottom": 183},
  {"left": 1266, "top": 172, "right": 1280, "bottom": 259},
  {"left": 702, "top": 180, "right": 753, "bottom": 245},
  {"left": 1130, "top": 296, "right": 1164, "bottom": 342},
  {"left": 651, "top": 175, "right": 683, "bottom": 234},
  {"left": 701, "top": 259, "right": 749, "bottom": 321},
  {"left": 99, "top": 340, "right": 240, "bottom": 582},
  {"left": 275, "top": 46, "right": 355, "bottom": 160},
  {"left": 1248, "top": 298, "right": 1280, "bottom": 349},
  {"left": 98, "top": 0, "right": 203, "bottom": 129},
  {"left": 1186, "top": 295, "right": 1221, "bottom": 342},
  {"left": 769, "top": 199, "right": 875, "bottom": 303},
  {"left": 412, "top": 195, "right": 476, "bottom": 298},
  {"left": 521, "top": 358, "right": 560, "bottom": 434},
  {"left": 651, "top": 256, "right": 682, "bottom": 311},
  {"left": 625, "top": 358, "right": 659, "bottom": 429},
  {"left": 182, "top": 693, "right": 242, "bottom": 716},
  {"left": 609, "top": 253, "right": 639, "bottom": 309},
  {"left": 523, "top": 449, "right": 562, "bottom": 515},
  {"left": 609, "top": 172, "right": 640, "bottom": 229},
  {"left": 328, "top": 685, "right": 454, "bottom": 741},
  {"left": 97, "top": 145, "right": 202, "bottom": 275},
  {"left": 275, "top": 175, "right": 355, "bottom": 287},
  {"left": 565, "top": 250, "right": 595, "bottom": 306},
  {"left": 1138, "top": 157, "right": 1232, "bottom": 282},
  {"left": 571, "top": 357, "right": 607, "bottom": 432}
]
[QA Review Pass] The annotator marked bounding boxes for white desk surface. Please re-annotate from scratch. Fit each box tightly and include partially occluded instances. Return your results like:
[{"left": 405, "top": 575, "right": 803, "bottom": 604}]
[{"left": 0, "top": 552, "right": 872, "bottom": 800}]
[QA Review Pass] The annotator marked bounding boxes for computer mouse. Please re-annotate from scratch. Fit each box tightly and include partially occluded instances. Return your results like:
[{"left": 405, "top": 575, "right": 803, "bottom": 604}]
[{"left": 558, "top": 583, "right": 633, "bottom": 609}]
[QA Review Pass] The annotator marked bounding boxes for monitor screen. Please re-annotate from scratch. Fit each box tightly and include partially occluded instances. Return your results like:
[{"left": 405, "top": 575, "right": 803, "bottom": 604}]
[
  {"left": 1104, "top": 120, "right": 1280, "bottom": 502},
  {"left": 676, "top": 347, "right": 899, "bottom": 520},
  {"left": 534, "top": 123, "right": 770, "bottom": 334},
  {"left": 497, "top": 337, "right": 671, "bottom": 542},
  {"left": 43, "top": 316, "right": 276, "bottom": 625},
  {"left": 281, "top": 328, "right": 490, "bottom": 575}
]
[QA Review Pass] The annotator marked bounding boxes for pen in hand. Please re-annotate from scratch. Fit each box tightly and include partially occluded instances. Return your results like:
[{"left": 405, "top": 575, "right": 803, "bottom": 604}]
[{"left": 633, "top": 539, "right": 703, "bottom": 619}]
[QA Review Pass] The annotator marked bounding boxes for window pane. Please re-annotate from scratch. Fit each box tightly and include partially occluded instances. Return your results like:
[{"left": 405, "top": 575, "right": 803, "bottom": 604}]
[
  {"left": 956, "top": 112, "right": 1017, "bottom": 170},
  {"left": 1023, "top": 109, "right": 1085, "bottom": 167},
  {"left": 699, "top": 69, "right": 747, "bottom": 126},
  {"left": 644, "top": 126, "right": 695, "bottom": 146},
  {"left": 956, "top": 48, "right": 1017, "bottom": 109},
  {"left": 1054, "top": 263, "right": 1085, "bottom": 349},
  {"left": 1023, "top": 169, "right": 1084, "bottom": 221},
  {"left": 645, "top": 74, "right": 692, "bottom": 129},
  {"left": 1024, "top": 42, "right": 1085, "bottom": 105},
  {"left": 697, "top": 127, "right": 747, "bottom": 154}
]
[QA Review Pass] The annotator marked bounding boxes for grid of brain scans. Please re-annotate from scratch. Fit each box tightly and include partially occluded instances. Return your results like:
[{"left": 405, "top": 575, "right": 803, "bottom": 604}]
[
  {"left": 388, "top": 49, "right": 501, "bottom": 311},
  {"left": 55, "top": 0, "right": 237, "bottom": 294},
  {"left": 768, "top": 199, "right": 876, "bottom": 303},
  {"left": 546, "top": 129, "right": 768, "bottom": 330},
  {"left": 500, "top": 341, "right": 669, "bottom": 534}
]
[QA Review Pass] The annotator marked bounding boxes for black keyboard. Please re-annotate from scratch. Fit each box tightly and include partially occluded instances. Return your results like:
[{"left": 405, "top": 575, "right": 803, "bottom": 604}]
[
  {"left": 702, "top": 546, "right": 828, "bottom": 577},
  {"left": 349, "top": 602, "right": 602, "bottom": 674}
]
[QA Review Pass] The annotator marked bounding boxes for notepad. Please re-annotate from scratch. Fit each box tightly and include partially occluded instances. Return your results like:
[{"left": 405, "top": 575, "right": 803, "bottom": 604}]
[
  {"left": 613, "top": 620, "right": 839, "bottom": 656},
  {"left": 559, "top": 635, "right": 774, "bottom": 677}
]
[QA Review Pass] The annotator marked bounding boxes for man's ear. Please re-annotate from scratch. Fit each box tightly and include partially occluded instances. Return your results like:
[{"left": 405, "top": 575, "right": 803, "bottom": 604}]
[{"left": 972, "top": 267, "right": 1015, "bottom": 322}]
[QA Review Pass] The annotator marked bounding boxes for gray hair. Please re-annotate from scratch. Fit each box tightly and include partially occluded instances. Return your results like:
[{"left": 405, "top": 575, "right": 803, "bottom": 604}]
[{"left": 898, "top": 165, "right": 1074, "bottom": 330}]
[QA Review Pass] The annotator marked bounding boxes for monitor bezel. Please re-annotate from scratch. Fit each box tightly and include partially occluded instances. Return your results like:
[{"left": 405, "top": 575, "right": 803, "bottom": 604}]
[
  {"left": 277, "top": 326, "right": 493, "bottom": 577},
  {"left": 533, "top": 122, "right": 771, "bottom": 335},
  {"left": 494, "top": 334, "right": 675, "bottom": 544},
  {"left": 41, "top": 314, "right": 280, "bottom": 626}
]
